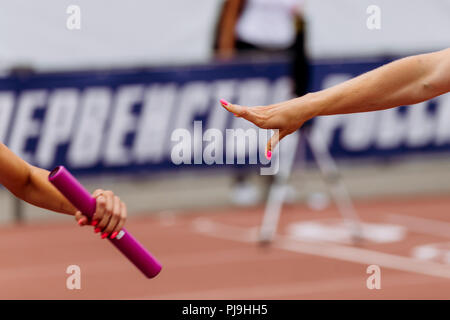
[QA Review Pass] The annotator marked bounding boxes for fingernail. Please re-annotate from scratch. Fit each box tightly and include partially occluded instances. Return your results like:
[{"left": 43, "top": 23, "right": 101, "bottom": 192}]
[
  {"left": 110, "top": 231, "right": 118, "bottom": 239},
  {"left": 220, "top": 99, "right": 229, "bottom": 106},
  {"left": 94, "top": 227, "right": 101, "bottom": 233},
  {"left": 91, "top": 220, "right": 99, "bottom": 227},
  {"left": 78, "top": 218, "right": 85, "bottom": 226},
  {"left": 101, "top": 232, "right": 109, "bottom": 239},
  {"left": 266, "top": 150, "right": 272, "bottom": 160}
]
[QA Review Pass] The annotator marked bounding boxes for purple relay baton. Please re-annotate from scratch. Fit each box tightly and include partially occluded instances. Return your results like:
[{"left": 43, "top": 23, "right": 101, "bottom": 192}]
[{"left": 48, "top": 166, "right": 162, "bottom": 278}]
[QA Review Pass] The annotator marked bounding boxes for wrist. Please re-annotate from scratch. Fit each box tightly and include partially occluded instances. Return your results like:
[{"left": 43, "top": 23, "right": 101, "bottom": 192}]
[{"left": 296, "top": 92, "right": 324, "bottom": 121}]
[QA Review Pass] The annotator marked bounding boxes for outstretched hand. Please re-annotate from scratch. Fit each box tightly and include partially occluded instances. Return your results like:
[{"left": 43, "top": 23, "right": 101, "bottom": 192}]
[{"left": 219, "top": 98, "right": 313, "bottom": 157}]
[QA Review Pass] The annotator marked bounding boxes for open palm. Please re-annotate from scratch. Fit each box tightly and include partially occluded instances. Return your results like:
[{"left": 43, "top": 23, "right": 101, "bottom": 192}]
[{"left": 220, "top": 98, "right": 309, "bottom": 158}]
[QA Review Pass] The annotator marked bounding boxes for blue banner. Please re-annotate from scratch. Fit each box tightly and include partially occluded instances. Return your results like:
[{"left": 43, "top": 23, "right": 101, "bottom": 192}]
[{"left": 0, "top": 57, "right": 449, "bottom": 175}]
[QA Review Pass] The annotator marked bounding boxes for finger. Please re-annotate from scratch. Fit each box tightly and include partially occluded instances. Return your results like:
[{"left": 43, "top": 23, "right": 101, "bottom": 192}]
[
  {"left": 92, "top": 195, "right": 106, "bottom": 227},
  {"left": 92, "top": 189, "right": 104, "bottom": 198},
  {"left": 95, "top": 192, "right": 113, "bottom": 233},
  {"left": 220, "top": 99, "right": 257, "bottom": 121},
  {"left": 103, "top": 196, "right": 121, "bottom": 236},
  {"left": 111, "top": 202, "right": 127, "bottom": 239},
  {"left": 75, "top": 211, "right": 88, "bottom": 226},
  {"left": 265, "top": 130, "right": 287, "bottom": 159},
  {"left": 90, "top": 189, "right": 106, "bottom": 226}
]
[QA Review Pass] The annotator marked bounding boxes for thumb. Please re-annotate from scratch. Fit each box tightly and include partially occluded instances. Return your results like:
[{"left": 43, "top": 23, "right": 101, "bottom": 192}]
[
  {"left": 265, "top": 130, "right": 286, "bottom": 160},
  {"left": 219, "top": 99, "right": 244, "bottom": 116},
  {"left": 75, "top": 211, "right": 88, "bottom": 226}
]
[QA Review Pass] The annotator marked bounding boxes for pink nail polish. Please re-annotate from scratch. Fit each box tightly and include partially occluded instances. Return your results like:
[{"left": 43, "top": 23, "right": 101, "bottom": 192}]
[
  {"left": 267, "top": 150, "right": 272, "bottom": 160},
  {"left": 220, "top": 99, "right": 229, "bottom": 106},
  {"left": 78, "top": 219, "right": 84, "bottom": 226},
  {"left": 94, "top": 227, "right": 101, "bottom": 233},
  {"left": 110, "top": 231, "right": 118, "bottom": 239},
  {"left": 101, "top": 232, "right": 109, "bottom": 239},
  {"left": 91, "top": 220, "right": 99, "bottom": 227}
]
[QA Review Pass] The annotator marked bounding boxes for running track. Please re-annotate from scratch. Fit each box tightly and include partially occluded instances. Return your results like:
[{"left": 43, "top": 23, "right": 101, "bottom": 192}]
[{"left": 0, "top": 195, "right": 449, "bottom": 299}]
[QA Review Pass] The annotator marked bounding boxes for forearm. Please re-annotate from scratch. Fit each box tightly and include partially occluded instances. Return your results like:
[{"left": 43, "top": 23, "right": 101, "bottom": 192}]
[
  {"left": 0, "top": 144, "right": 128, "bottom": 236},
  {"left": 0, "top": 143, "right": 76, "bottom": 215},
  {"left": 219, "top": 49, "right": 449, "bottom": 153},
  {"left": 12, "top": 165, "right": 127, "bottom": 238},
  {"left": 19, "top": 166, "right": 77, "bottom": 215},
  {"left": 301, "top": 49, "right": 450, "bottom": 119}
]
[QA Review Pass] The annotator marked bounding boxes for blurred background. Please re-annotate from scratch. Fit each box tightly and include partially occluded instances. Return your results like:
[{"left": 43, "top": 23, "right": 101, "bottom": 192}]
[{"left": 0, "top": 0, "right": 450, "bottom": 299}]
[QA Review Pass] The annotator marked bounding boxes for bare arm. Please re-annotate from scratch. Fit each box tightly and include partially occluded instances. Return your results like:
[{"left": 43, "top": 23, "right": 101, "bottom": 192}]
[
  {"left": 308, "top": 48, "right": 450, "bottom": 117},
  {"left": 0, "top": 143, "right": 127, "bottom": 239},
  {"left": 220, "top": 48, "right": 450, "bottom": 154},
  {"left": 0, "top": 143, "right": 76, "bottom": 214}
]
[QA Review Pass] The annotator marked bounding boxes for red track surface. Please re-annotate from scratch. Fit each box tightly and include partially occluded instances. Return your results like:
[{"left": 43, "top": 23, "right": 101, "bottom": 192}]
[{"left": 1, "top": 195, "right": 450, "bottom": 299}]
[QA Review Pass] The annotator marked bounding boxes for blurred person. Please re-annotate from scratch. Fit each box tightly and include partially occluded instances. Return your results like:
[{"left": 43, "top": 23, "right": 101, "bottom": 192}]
[
  {"left": 220, "top": 48, "right": 450, "bottom": 156},
  {"left": 215, "top": 0, "right": 308, "bottom": 205},
  {"left": 0, "top": 142, "right": 127, "bottom": 239}
]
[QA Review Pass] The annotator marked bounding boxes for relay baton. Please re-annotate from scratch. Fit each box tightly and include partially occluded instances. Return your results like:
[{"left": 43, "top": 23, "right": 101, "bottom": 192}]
[{"left": 48, "top": 166, "right": 162, "bottom": 278}]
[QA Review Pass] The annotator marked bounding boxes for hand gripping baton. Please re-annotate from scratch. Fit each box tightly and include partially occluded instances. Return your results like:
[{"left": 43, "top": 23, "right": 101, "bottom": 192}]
[{"left": 48, "top": 166, "right": 162, "bottom": 278}]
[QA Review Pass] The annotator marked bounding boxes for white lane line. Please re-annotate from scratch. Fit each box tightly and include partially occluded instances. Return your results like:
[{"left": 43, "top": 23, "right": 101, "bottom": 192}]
[
  {"left": 385, "top": 214, "right": 450, "bottom": 239},
  {"left": 276, "top": 236, "right": 450, "bottom": 279},
  {"left": 192, "top": 218, "right": 259, "bottom": 242},
  {"left": 160, "top": 248, "right": 295, "bottom": 269},
  {"left": 192, "top": 219, "right": 450, "bottom": 280}
]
